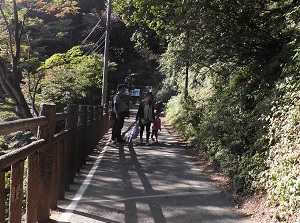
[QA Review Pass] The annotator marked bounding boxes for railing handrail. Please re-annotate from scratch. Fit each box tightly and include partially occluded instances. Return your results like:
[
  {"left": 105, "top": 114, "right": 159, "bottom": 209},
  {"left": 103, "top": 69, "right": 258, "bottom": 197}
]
[
  {"left": 0, "top": 116, "right": 48, "bottom": 136},
  {"left": 0, "top": 139, "right": 47, "bottom": 171},
  {"left": 0, "top": 103, "right": 111, "bottom": 223}
]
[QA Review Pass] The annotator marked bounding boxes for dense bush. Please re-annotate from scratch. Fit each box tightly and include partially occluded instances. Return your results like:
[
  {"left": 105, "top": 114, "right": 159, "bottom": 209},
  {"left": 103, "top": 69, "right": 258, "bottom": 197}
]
[
  {"left": 155, "top": 83, "right": 177, "bottom": 102},
  {"left": 261, "top": 73, "right": 300, "bottom": 220},
  {"left": 166, "top": 71, "right": 269, "bottom": 193},
  {"left": 165, "top": 60, "right": 300, "bottom": 221}
]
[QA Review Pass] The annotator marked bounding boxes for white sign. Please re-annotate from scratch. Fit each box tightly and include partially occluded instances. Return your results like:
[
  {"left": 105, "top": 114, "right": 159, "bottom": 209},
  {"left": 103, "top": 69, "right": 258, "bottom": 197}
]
[{"left": 131, "top": 89, "right": 140, "bottom": 97}]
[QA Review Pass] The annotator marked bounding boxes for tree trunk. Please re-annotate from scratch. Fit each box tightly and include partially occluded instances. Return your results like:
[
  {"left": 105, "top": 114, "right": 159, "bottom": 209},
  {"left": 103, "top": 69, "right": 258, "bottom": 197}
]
[
  {"left": 0, "top": 61, "right": 33, "bottom": 119},
  {"left": 0, "top": 0, "right": 33, "bottom": 120}
]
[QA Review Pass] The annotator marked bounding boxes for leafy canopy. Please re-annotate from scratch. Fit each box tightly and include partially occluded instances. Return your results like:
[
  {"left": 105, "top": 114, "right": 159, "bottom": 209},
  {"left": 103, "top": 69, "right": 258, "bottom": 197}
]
[
  {"left": 37, "top": 46, "right": 116, "bottom": 106},
  {"left": 0, "top": 0, "right": 80, "bottom": 118}
]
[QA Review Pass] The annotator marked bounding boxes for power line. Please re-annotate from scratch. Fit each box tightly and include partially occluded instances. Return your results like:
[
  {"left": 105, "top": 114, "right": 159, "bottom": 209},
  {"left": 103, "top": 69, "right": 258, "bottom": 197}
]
[
  {"left": 81, "top": 17, "right": 103, "bottom": 44},
  {"left": 85, "top": 32, "right": 106, "bottom": 55},
  {"left": 90, "top": 41, "right": 105, "bottom": 54}
]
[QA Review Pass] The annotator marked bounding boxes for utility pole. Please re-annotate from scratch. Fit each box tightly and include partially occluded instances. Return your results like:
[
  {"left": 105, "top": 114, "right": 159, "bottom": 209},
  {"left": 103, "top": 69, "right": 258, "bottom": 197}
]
[
  {"left": 185, "top": 61, "right": 188, "bottom": 99},
  {"left": 101, "top": 0, "right": 112, "bottom": 106},
  {"left": 184, "top": 29, "right": 190, "bottom": 99}
]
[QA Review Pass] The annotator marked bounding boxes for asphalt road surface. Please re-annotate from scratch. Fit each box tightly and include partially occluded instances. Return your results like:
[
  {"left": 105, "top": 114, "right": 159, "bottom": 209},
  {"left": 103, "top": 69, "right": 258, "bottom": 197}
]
[{"left": 49, "top": 106, "right": 253, "bottom": 223}]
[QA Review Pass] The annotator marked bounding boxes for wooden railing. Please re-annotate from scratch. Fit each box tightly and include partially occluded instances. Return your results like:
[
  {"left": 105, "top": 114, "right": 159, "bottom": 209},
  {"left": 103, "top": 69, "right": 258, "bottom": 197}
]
[{"left": 0, "top": 103, "right": 111, "bottom": 223}]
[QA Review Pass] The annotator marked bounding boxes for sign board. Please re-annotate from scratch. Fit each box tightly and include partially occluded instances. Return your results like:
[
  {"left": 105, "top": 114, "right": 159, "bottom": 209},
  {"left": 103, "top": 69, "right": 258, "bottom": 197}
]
[{"left": 130, "top": 89, "right": 140, "bottom": 97}]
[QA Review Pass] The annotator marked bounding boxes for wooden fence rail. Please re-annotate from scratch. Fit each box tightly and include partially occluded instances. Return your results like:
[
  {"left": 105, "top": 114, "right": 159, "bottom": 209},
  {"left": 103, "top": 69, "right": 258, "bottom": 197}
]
[{"left": 0, "top": 103, "right": 111, "bottom": 223}]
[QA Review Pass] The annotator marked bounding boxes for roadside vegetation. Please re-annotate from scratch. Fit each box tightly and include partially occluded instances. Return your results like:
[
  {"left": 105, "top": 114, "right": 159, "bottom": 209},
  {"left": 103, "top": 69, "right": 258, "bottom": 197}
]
[
  {"left": 114, "top": 0, "right": 300, "bottom": 222},
  {"left": 1, "top": 0, "right": 300, "bottom": 222}
]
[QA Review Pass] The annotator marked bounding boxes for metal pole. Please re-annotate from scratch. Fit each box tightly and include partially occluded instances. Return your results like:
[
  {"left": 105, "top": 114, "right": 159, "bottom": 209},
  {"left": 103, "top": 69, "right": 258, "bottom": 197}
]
[{"left": 101, "top": 0, "right": 112, "bottom": 106}]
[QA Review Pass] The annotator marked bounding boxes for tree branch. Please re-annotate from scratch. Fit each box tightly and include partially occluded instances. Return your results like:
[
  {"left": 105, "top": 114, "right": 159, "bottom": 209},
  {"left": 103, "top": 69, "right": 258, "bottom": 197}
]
[
  {"left": 19, "top": 8, "right": 31, "bottom": 41},
  {"left": 0, "top": 60, "right": 18, "bottom": 104},
  {"left": 0, "top": 3, "right": 14, "bottom": 63},
  {"left": 0, "top": 98, "right": 17, "bottom": 107},
  {"left": 0, "top": 106, "right": 21, "bottom": 117}
]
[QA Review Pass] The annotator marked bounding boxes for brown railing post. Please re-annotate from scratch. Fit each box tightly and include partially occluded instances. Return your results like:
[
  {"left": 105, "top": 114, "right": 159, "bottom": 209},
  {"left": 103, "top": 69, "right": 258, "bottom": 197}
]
[
  {"left": 79, "top": 105, "right": 88, "bottom": 165},
  {"left": 91, "top": 105, "right": 95, "bottom": 149},
  {"left": 0, "top": 102, "right": 114, "bottom": 223},
  {"left": 87, "top": 105, "right": 93, "bottom": 153},
  {"left": 50, "top": 141, "right": 59, "bottom": 209},
  {"left": 26, "top": 152, "right": 38, "bottom": 223},
  {"left": 37, "top": 104, "right": 56, "bottom": 222},
  {"left": 107, "top": 105, "right": 112, "bottom": 131},
  {"left": 57, "top": 141, "right": 65, "bottom": 199},
  {"left": 94, "top": 106, "right": 99, "bottom": 146},
  {"left": 99, "top": 106, "right": 104, "bottom": 139},
  {"left": 9, "top": 161, "right": 24, "bottom": 223},
  {"left": 64, "top": 138, "right": 71, "bottom": 191},
  {"left": 103, "top": 106, "right": 107, "bottom": 137},
  {"left": 104, "top": 105, "right": 110, "bottom": 133},
  {"left": 65, "top": 104, "right": 79, "bottom": 178},
  {"left": 0, "top": 171, "right": 5, "bottom": 222}
]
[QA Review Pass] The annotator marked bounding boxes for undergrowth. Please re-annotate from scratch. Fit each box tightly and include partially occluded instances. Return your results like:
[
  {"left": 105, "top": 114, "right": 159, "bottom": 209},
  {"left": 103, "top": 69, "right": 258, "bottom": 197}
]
[{"left": 165, "top": 69, "right": 300, "bottom": 222}]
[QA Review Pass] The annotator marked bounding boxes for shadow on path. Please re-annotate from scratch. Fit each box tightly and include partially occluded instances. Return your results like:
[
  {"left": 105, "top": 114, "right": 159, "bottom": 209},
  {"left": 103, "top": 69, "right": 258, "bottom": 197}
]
[{"left": 48, "top": 105, "right": 252, "bottom": 223}]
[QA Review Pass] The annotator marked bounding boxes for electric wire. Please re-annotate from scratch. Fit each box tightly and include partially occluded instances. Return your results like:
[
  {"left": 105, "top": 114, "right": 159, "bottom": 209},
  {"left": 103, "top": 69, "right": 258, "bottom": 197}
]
[
  {"left": 85, "top": 32, "right": 106, "bottom": 55},
  {"left": 81, "top": 17, "right": 102, "bottom": 44},
  {"left": 91, "top": 41, "right": 105, "bottom": 54}
]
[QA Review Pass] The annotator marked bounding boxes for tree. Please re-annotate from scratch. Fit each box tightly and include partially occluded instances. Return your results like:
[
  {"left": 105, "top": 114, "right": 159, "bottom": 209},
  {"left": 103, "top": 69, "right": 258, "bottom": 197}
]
[
  {"left": 36, "top": 46, "right": 116, "bottom": 108},
  {"left": 0, "top": 0, "right": 79, "bottom": 119},
  {"left": 113, "top": 0, "right": 299, "bottom": 96}
]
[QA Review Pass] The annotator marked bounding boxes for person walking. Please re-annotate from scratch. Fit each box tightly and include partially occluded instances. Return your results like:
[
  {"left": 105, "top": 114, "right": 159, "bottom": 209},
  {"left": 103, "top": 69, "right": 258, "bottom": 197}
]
[
  {"left": 111, "top": 84, "right": 127, "bottom": 143},
  {"left": 151, "top": 111, "right": 161, "bottom": 143},
  {"left": 136, "top": 92, "right": 155, "bottom": 146}
]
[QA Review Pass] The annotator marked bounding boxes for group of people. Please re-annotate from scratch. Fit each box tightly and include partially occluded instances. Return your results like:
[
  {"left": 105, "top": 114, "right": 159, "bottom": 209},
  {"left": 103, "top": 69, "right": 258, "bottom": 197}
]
[{"left": 111, "top": 84, "right": 161, "bottom": 145}]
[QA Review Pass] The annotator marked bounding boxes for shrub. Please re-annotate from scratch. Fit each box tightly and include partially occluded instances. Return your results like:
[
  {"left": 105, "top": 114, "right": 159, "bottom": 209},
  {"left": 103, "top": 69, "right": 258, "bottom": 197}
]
[
  {"left": 165, "top": 69, "right": 270, "bottom": 193},
  {"left": 262, "top": 74, "right": 300, "bottom": 221}
]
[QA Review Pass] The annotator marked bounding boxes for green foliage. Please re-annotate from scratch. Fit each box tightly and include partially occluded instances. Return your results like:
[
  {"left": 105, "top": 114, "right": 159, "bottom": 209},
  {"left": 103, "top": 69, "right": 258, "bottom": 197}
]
[
  {"left": 166, "top": 95, "right": 202, "bottom": 140},
  {"left": 37, "top": 46, "right": 116, "bottom": 106},
  {"left": 114, "top": 1, "right": 300, "bottom": 221},
  {"left": 260, "top": 50, "right": 300, "bottom": 221},
  {"left": 155, "top": 85, "right": 176, "bottom": 102},
  {"left": 0, "top": 0, "right": 81, "bottom": 119},
  {"left": 166, "top": 65, "right": 272, "bottom": 193},
  {"left": 164, "top": 47, "right": 300, "bottom": 221},
  {"left": 0, "top": 131, "right": 34, "bottom": 155}
]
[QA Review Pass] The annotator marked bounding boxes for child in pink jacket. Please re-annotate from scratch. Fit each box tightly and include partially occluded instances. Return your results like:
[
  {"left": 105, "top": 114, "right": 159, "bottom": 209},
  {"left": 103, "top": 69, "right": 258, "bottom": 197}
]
[{"left": 151, "top": 111, "right": 162, "bottom": 143}]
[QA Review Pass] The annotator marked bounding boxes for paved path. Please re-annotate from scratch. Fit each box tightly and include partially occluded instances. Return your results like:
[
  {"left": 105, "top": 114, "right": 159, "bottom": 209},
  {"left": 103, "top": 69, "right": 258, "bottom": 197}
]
[{"left": 49, "top": 106, "right": 252, "bottom": 223}]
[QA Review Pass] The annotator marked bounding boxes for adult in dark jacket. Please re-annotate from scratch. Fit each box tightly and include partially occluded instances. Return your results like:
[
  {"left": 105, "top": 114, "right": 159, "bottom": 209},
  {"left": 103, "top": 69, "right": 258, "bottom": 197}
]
[
  {"left": 111, "top": 84, "right": 127, "bottom": 143},
  {"left": 136, "top": 92, "right": 155, "bottom": 145}
]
